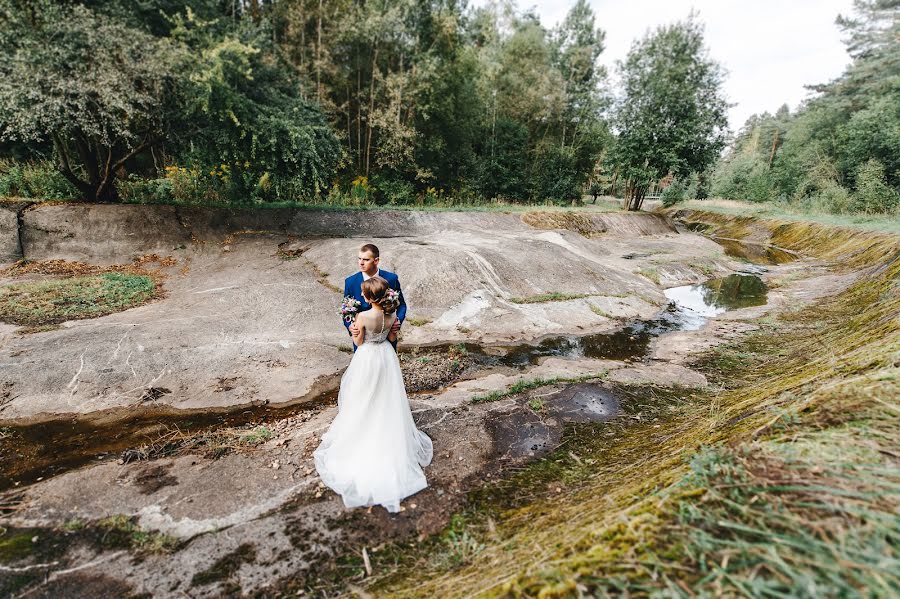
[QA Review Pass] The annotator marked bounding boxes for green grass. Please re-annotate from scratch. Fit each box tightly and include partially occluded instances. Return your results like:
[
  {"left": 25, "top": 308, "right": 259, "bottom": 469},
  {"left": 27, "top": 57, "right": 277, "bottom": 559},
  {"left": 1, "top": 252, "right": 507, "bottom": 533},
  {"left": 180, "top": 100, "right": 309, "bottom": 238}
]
[
  {"left": 0, "top": 272, "right": 156, "bottom": 326},
  {"left": 675, "top": 199, "right": 900, "bottom": 234},
  {"left": 97, "top": 515, "right": 179, "bottom": 553},
  {"left": 527, "top": 398, "right": 545, "bottom": 411},
  {"left": 638, "top": 266, "right": 661, "bottom": 284},
  {"left": 589, "top": 303, "right": 613, "bottom": 318},
  {"left": 471, "top": 374, "right": 605, "bottom": 404},
  {"left": 509, "top": 292, "right": 590, "bottom": 304},
  {"left": 238, "top": 425, "right": 274, "bottom": 446},
  {"left": 407, "top": 317, "right": 432, "bottom": 326}
]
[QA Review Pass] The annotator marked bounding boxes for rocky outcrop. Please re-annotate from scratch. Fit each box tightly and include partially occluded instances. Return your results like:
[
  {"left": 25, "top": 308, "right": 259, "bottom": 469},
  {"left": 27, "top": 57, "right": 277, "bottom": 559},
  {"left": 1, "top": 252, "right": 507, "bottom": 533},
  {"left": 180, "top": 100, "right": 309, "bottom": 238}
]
[{"left": 5, "top": 203, "right": 677, "bottom": 266}]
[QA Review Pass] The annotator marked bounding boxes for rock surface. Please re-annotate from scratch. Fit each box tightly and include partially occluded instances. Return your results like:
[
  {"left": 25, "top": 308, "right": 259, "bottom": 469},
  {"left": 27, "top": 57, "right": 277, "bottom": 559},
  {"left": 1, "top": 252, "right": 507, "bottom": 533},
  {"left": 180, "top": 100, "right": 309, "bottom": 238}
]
[
  {"left": 1, "top": 205, "right": 717, "bottom": 420},
  {"left": 0, "top": 204, "right": 854, "bottom": 597}
]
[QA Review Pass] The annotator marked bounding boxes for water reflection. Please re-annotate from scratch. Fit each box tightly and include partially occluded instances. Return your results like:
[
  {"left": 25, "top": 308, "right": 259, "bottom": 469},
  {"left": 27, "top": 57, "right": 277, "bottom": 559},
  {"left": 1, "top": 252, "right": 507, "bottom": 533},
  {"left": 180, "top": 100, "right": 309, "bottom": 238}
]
[
  {"left": 459, "top": 274, "right": 769, "bottom": 365},
  {"left": 664, "top": 274, "right": 768, "bottom": 331}
]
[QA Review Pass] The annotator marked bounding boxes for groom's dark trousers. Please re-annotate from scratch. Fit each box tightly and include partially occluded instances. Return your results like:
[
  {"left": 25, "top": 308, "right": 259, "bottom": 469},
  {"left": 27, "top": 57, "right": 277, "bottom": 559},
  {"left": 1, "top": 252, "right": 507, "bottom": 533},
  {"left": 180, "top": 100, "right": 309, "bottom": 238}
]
[{"left": 342, "top": 270, "right": 407, "bottom": 352}]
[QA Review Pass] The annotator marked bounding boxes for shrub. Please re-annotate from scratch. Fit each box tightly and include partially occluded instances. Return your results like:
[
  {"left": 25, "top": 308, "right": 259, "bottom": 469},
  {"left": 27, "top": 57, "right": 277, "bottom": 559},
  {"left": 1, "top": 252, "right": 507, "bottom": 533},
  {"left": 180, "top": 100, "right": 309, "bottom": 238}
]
[
  {"left": 817, "top": 183, "right": 853, "bottom": 214},
  {"left": 850, "top": 159, "right": 898, "bottom": 214},
  {"left": 372, "top": 174, "right": 416, "bottom": 205},
  {"left": 0, "top": 159, "right": 78, "bottom": 200},
  {"left": 660, "top": 178, "right": 688, "bottom": 206},
  {"left": 712, "top": 153, "right": 775, "bottom": 202}
]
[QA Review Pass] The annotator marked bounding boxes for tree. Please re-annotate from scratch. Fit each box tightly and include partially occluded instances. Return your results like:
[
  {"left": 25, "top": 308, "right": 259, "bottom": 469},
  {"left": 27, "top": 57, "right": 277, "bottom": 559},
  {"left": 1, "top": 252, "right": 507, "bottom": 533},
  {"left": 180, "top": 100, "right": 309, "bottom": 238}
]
[
  {"left": 612, "top": 14, "right": 729, "bottom": 210},
  {"left": 166, "top": 8, "right": 341, "bottom": 199},
  {"left": 0, "top": 0, "right": 183, "bottom": 201}
]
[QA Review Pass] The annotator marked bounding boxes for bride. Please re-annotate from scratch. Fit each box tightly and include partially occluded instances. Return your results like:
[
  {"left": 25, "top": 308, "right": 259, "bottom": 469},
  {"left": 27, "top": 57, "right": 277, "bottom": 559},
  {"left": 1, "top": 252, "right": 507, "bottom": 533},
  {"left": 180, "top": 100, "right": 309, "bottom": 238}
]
[{"left": 314, "top": 276, "right": 433, "bottom": 513}]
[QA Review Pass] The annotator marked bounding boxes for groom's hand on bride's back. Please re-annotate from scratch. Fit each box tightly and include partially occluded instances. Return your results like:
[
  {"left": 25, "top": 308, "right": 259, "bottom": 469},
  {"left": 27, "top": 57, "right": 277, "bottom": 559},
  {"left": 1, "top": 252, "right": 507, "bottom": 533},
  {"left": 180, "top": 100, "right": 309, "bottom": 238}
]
[{"left": 349, "top": 322, "right": 360, "bottom": 336}]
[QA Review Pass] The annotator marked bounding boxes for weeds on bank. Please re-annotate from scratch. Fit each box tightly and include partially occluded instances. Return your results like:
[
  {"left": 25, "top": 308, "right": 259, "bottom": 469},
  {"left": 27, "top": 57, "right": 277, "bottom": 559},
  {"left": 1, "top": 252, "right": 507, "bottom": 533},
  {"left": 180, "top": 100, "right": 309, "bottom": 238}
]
[
  {"left": 470, "top": 374, "right": 605, "bottom": 404},
  {"left": 121, "top": 424, "right": 274, "bottom": 463},
  {"left": 509, "top": 292, "right": 590, "bottom": 304}
]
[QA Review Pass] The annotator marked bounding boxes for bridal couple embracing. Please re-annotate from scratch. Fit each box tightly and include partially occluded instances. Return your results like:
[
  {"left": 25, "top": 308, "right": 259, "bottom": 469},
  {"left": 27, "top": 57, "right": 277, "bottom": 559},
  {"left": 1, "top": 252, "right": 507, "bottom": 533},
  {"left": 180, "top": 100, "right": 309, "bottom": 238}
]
[{"left": 314, "top": 243, "right": 433, "bottom": 513}]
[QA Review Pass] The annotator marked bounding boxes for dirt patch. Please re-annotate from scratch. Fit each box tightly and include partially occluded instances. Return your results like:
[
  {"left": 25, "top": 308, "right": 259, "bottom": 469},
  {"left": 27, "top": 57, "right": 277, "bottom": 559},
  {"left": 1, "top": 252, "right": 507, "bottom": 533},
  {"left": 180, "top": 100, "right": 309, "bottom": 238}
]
[
  {"left": 0, "top": 256, "right": 176, "bottom": 329},
  {"left": 522, "top": 211, "right": 598, "bottom": 236},
  {"left": 132, "top": 463, "right": 179, "bottom": 495},
  {"left": 399, "top": 347, "right": 474, "bottom": 392},
  {"left": 191, "top": 542, "right": 257, "bottom": 589}
]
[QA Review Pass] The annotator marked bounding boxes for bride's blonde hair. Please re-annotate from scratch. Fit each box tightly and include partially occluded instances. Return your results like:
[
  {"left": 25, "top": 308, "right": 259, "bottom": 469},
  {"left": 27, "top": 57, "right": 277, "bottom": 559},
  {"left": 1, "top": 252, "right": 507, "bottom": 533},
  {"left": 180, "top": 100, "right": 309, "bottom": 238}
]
[{"left": 361, "top": 276, "right": 399, "bottom": 315}]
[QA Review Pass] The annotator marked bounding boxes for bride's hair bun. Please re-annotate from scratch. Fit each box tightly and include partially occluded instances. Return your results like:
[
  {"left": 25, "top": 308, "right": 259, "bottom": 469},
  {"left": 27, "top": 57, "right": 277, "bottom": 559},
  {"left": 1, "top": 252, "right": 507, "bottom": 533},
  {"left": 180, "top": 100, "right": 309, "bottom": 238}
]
[{"left": 361, "top": 276, "right": 399, "bottom": 315}]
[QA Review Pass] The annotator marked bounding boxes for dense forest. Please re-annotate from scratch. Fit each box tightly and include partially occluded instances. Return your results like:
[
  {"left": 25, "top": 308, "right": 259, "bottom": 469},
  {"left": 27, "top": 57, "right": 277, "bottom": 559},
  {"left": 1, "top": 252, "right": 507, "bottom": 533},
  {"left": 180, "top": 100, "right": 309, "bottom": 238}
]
[
  {"left": 0, "top": 0, "right": 896, "bottom": 214},
  {"left": 712, "top": 0, "right": 899, "bottom": 214}
]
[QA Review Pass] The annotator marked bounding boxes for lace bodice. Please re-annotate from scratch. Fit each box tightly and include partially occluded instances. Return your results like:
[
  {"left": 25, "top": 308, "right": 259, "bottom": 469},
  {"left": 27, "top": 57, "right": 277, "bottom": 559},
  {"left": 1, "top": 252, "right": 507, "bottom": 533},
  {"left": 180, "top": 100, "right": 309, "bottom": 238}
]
[
  {"left": 362, "top": 312, "right": 394, "bottom": 344},
  {"left": 366, "top": 329, "right": 391, "bottom": 344}
]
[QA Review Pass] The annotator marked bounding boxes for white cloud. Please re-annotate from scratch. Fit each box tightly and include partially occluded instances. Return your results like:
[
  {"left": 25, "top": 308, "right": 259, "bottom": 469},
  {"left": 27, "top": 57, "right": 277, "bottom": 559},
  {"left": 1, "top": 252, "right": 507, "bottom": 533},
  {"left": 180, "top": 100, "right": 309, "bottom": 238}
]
[{"left": 474, "top": 0, "right": 855, "bottom": 131}]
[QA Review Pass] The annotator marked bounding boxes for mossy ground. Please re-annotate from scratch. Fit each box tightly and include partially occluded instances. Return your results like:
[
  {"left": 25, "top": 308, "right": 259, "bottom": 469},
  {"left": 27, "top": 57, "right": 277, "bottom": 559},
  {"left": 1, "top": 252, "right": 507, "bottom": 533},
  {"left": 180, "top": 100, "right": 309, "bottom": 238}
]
[
  {"left": 0, "top": 257, "right": 172, "bottom": 327},
  {"left": 327, "top": 211, "right": 899, "bottom": 597},
  {"left": 0, "top": 272, "right": 155, "bottom": 326},
  {"left": 0, "top": 517, "right": 177, "bottom": 596}
]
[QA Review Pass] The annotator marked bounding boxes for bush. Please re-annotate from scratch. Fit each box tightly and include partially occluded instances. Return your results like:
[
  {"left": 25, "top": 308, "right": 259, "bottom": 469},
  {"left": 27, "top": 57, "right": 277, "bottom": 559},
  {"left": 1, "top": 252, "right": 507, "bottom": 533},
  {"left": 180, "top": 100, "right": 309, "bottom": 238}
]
[
  {"left": 660, "top": 178, "right": 688, "bottom": 207},
  {"left": 817, "top": 183, "right": 853, "bottom": 214},
  {"left": 119, "top": 165, "right": 224, "bottom": 205},
  {"left": 0, "top": 159, "right": 78, "bottom": 200},
  {"left": 372, "top": 174, "right": 416, "bottom": 205},
  {"left": 712, "top": 154, "right": 775, "bottom": 202},
  {"left": 850, "top": 159, "right": 898, "bottom": 214}
]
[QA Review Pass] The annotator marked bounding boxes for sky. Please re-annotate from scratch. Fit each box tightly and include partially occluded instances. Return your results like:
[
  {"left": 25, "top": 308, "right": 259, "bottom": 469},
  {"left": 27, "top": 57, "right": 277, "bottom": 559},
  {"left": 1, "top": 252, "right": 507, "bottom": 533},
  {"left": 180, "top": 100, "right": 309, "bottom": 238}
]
[{"left": 472, "top": 0, "right": 856, "bottom": 132}]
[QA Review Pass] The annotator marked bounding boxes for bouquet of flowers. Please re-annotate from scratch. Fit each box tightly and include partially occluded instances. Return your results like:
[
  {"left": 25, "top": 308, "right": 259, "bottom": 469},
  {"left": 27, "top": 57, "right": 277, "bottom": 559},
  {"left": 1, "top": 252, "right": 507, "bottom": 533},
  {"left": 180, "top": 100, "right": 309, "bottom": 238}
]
[{"left": 339, "top": 296, "right": 362, "bottom": 323}]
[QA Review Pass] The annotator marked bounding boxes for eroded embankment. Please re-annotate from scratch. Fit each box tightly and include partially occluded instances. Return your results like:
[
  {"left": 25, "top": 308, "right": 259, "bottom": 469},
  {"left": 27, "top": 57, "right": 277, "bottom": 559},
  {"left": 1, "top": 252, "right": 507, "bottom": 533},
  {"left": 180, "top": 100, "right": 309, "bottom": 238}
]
[
  {"left": 0, "top": 201, "right": 674, "bottom": 264},
  {"left": 362, "top": 210, "right": 899, "bottom": 597}
]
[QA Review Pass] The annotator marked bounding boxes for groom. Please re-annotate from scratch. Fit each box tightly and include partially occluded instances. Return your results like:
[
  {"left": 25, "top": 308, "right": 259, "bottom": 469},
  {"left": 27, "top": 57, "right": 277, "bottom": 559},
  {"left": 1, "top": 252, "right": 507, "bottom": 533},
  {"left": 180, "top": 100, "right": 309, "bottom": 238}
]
[{"left": 344, "top": 243, "right": 406, "bottom": 350}]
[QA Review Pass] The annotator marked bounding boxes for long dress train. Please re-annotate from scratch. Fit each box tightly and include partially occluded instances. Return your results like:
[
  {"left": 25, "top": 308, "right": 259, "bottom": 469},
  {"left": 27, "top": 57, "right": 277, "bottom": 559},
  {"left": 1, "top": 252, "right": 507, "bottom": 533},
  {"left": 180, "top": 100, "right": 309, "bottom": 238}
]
[{"left": 314, "top": 320, "right": 432, "bottom": 513}]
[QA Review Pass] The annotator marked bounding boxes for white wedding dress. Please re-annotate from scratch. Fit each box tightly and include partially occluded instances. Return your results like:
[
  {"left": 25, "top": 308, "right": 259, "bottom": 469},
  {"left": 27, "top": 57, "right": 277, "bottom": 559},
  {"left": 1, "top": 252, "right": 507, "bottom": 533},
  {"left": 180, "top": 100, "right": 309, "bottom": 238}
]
[{"left": 314, "top": 313, "right": 433, "bottom": 513}]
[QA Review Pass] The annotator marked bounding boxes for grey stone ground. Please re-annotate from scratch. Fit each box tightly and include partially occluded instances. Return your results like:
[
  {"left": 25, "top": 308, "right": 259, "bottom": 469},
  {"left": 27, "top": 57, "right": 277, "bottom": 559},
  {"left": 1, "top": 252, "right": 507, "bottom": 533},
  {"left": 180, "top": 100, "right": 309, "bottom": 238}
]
[{"left": 0, "top": 203, "right": 853, "bottom": 597}]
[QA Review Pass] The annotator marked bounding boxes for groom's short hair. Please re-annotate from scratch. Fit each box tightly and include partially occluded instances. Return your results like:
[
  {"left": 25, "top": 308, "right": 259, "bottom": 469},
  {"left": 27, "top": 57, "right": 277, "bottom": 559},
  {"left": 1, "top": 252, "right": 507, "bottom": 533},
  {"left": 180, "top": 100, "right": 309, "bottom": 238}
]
[{"left": 360, "top": 243, "right": 380, "bottom": 257}]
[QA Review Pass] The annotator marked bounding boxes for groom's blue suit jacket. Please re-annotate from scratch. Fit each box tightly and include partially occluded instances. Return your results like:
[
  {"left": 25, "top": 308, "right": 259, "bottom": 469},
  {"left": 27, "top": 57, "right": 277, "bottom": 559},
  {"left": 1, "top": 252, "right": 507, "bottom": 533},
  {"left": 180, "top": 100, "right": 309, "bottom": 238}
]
[{"left": 343, "top": 270, "right": 407, "bottom": 349}]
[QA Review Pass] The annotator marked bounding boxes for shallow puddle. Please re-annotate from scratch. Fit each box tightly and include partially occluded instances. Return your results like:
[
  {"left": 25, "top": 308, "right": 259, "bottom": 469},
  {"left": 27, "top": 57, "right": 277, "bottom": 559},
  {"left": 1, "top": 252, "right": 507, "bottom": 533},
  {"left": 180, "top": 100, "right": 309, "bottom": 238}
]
[
  {"left": 663, "top": 274, "right": 768, "bottom": 331},
  {"left": 0, "top": 391, "right": 338, "bottom": 493}
]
